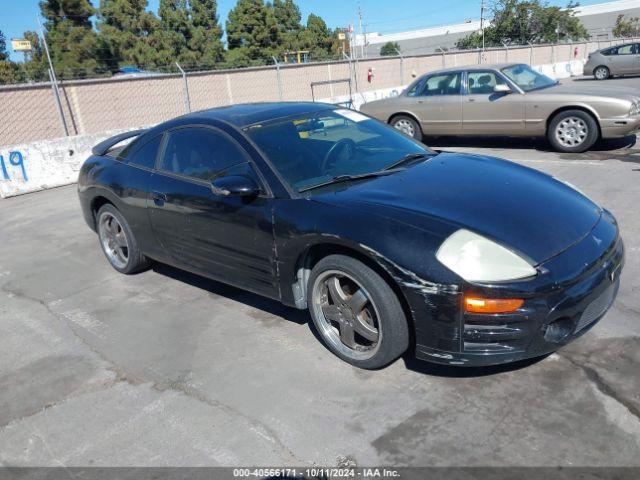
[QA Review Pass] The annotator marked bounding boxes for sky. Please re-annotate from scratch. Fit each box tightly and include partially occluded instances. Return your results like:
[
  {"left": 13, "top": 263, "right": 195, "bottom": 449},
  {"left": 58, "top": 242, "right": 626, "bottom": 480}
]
[{"left": 1, "top": 0, "right": 612, "bottom": 60}]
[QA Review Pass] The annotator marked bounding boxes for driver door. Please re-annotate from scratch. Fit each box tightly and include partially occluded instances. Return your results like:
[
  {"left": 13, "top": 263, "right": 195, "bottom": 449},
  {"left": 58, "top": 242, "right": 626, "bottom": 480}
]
[
  {"left": 147, "top": 126, "right": 279, "bottom": 298},
  {"left": 463, "top": 70, "right": 525, "bottom": 134}
]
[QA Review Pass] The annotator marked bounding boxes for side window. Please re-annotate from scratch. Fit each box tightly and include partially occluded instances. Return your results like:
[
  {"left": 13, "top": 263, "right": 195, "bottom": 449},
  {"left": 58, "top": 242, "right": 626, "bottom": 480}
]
[
  {"left": 419, "top": 73, "right": 461, "bottom": 96},
  {"left": 406, "top": 78, "right": 426, "bottom": 97},
  {"left": 127, "top": 135, "right": 162, "bottom": 169},
  {"left": 159, "top": 127, "right": 251, "bottom": 181},
  {"left": 467, "top": 71, "right": 507, "bottom": 95},
  {"left": 601, "top": 48, "right": 613, "bottom": 56},
  {"left": 617, "top": 44, "right": 634, "bottom": 55}
]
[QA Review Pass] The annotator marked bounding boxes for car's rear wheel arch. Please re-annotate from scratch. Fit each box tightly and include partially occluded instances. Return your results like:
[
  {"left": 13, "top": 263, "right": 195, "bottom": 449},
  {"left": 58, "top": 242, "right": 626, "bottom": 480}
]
[
  {"left": 546, "top": 106, "right": 601, "bottom": 139},
  {"left": 292, "top": 243, "right": 416, "bottom": 346}
]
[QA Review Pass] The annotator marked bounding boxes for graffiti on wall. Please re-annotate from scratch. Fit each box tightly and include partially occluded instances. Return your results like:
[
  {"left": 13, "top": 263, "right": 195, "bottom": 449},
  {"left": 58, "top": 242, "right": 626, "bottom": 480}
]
[{"left": 0, "top": 151, "right": 28, "bottom": 182}]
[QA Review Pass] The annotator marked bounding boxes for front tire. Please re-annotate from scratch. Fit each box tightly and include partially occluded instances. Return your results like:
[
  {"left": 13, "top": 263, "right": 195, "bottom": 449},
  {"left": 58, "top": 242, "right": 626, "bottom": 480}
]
[
  {"left": 547, "top": 110, "right": 598, "bottom": 153},
  {"left": 594, "top": 66, "right": 610, "bottom": 80},
  {"left": 307, "top": 255, "right": 409, "bottom": 369},
  {"left": 96, "top": 204, "right": 151, "bottom": 274},
  {"left": 390, "top": 115, "right": 422, "bottom": 140}
]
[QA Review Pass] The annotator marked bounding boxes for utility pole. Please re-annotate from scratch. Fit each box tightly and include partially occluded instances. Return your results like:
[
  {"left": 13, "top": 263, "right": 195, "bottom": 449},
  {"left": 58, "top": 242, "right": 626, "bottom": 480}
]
[
  {"left": 358, "top": 4, "right": 365, "bottom": 60},
  {"left": 480, "top": 0, "right": 485, "bottom": 53}
]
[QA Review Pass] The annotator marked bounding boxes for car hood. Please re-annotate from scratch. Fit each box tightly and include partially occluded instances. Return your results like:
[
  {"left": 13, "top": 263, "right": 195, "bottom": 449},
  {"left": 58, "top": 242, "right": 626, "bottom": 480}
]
[
  {"left": 537, "top": 83, "right": 639, "bottom": 102},
  {"left": 312, "top": 152, "right": 602, "bottom": 265}
]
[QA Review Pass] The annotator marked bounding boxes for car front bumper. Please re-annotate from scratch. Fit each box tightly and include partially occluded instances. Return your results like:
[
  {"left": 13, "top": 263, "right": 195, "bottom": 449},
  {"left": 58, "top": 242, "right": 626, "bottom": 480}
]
[
  {"left": 408, "top": 213, "right": 624, "bottom": 367},
  {"left": 601, "top": 116, "right": 640, "bottom": 138}
]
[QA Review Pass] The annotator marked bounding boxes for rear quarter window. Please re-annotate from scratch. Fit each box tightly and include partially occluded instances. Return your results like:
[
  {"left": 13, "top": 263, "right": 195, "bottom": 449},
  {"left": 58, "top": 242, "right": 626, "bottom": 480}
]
[{"left": 125, "top": 135, "right": 162, "bottom": 169}]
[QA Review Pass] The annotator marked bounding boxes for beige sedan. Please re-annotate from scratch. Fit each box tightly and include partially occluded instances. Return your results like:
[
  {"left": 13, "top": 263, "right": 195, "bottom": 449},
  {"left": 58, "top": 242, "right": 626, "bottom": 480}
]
[{"left": 360, "top": 63, "right": 640, "bottom": 152}]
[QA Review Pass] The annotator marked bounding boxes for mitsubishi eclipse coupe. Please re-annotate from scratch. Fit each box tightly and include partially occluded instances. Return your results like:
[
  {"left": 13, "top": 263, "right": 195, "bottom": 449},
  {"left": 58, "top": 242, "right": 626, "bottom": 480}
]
[{"left": 78, "top": 103, "right": 624, "bottom": 369}]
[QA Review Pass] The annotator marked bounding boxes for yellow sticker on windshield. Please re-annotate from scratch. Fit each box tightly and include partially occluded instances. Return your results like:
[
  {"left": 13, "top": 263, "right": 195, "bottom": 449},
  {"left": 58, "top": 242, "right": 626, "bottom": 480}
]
[{"left": 334, "top": 109, "right": 369, "bottom": 123}]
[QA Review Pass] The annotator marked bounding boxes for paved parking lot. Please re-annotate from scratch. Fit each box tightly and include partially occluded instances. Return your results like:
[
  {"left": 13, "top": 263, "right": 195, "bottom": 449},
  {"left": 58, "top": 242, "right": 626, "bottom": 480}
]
[{"left": 1, "top": 79, "right": 640, "bottom": 467}]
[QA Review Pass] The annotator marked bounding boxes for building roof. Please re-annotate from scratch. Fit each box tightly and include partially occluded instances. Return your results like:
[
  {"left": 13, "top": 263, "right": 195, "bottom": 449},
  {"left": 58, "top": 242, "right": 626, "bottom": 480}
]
[{"left": 354, "top": 0, "right": 640, "bottom": 47}]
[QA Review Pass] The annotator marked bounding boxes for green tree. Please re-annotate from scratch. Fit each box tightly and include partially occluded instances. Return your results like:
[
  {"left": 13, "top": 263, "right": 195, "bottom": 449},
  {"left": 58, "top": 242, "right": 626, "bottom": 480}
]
[
  {"left": 0, "top": 61, "right": 25, "bottom": 85},
  {"left": 299, "top": 13, "right": 332, "bottom": 60},
  {"left": 0, "top": 30, "right": 8, "bottom": 61},
  {"left": 159, "top": 0, "right": 191, "bottom": 64},
  {"left": 457, "top": 0, "right": 588, "bottom": 48},
  {"left": 226, "top": 0, "right": 279, "bottom": 63},
  {"left": 273, "top": 0, "right": 302, "bottom": 51},
  {"left": 98, "top": 0, "right": 170, "bottom": 71},
  {"left": 0, "top": 32, "right": 26, "bottom": 85},
  {"left": 40, "top": 0, "right": 102, "bottom": 78},
  {"left": 21, "top": 31, "right": 49, "bottom": 82},
  {"left": 613, "top": 14, "right": 640, "bottom": 38},
  {"left": 186, "top": 0, "right": 225, "bottom": 69},
  {"left": 380, "top": 41, "right": 400, "bottom": 56}
]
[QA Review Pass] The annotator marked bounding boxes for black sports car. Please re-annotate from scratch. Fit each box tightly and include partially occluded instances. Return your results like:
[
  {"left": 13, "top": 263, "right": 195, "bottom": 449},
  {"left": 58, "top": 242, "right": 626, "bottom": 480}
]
[{"left": 78, "top": 102, "right": 624, "bottom": 369}]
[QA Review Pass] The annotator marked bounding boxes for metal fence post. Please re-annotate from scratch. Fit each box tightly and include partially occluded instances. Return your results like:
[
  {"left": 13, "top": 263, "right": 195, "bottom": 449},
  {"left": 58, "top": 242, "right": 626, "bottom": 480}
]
[
  {"left": 38, "top": 15, "right": 69, "bottom": 137},
  {"left": 395, "top": 48, "right": 404, "bottom": 85},
  {"left": 477, "top": 48, "right": 482, "bottom": 65},
  {"left": 438, "top": 46, "right": 446, "bottom": 68},
  {"left": 272, "top": 56, "right": 283, "bottom": 101},
  {"left": 503, "top": 42, "right": 510, "bottom": 61},
  {"left": 175, "top": 62, "right": 191, "bottom": 113}
]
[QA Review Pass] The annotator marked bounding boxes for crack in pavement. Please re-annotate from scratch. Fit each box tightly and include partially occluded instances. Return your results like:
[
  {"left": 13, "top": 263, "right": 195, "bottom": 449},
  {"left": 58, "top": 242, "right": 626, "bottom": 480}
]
[
  {"left": 557, "top": 351, "right": 640, "bottom": 423},
  {"left": 0, "top": 282, "right": 302, "bottom": 464}
]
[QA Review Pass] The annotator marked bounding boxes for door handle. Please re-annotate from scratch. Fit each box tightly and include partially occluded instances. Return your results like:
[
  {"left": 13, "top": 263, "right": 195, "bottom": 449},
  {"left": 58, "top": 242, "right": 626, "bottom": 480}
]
[
  {"left": 468, "top": 98, "right": 476, "bottom": 102},
  {"left": 151, "top": 191, "right": 167, "bottom": 206}
]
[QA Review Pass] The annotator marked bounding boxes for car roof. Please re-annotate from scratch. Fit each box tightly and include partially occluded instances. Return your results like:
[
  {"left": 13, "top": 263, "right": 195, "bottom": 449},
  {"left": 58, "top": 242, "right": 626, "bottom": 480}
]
[
  {"left": 419, "top": 63, "right": 520, "bottom": 76},
  {"left": 176, "top": 102, "right": 336, "bottom": 128}
]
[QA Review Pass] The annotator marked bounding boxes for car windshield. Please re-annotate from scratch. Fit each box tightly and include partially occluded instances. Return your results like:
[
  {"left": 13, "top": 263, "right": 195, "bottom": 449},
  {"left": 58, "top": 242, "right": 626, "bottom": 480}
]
[
  {"left": 244, "top": 109, "right": 433, "bottom": 193},
  {"left": 501, "top": 64, "right": 558, "bottom": 92}
]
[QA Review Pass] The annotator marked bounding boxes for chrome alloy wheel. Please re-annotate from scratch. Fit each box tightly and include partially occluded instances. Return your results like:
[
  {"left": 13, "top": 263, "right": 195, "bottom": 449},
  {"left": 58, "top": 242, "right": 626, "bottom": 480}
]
[
  {"left": 594, "top": 67, "right": 609, "bottom": 80},
  {"left": 393, "top": 118, "right": 415, "bottom": 137},
  {"left": 98, "top": 212, "right": 129, "bottom": 269},
  {"left": 311, "top": 270, "right": 381, "bottom": 360},
  {"left": 555, "top": 116, "right": 588, "bottom": 148}
]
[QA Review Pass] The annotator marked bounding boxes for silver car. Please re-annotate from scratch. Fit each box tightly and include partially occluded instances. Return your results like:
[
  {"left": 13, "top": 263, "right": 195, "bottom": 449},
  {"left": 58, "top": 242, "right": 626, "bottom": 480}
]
[
  {"left": 584, "top": 43, "right": 640, "bottom": 80},
  {"left": 360, "top": 63, "right": 640, "bottom": 153}
]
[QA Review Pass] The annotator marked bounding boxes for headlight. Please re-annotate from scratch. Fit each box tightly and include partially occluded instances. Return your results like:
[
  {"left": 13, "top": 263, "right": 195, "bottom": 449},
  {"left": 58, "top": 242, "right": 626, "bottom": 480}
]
[
  {"left": 436, "top": 229, "right": 537, "bottom": 282},
  {"left": 630, "top": 100, "right": 640, "bottom": 116}
]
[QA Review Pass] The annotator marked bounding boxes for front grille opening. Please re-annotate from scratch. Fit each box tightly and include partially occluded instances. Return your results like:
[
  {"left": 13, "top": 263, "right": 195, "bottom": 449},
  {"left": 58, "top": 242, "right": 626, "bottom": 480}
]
[{"left": 544, "top": 317, "right": 573, "bottom": 343}]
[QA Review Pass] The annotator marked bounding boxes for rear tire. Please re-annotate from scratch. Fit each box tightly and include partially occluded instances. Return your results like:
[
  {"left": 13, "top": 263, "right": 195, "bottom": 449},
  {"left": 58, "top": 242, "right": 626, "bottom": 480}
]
[
  {"left": 96, "top": 204, "right": 151, "bottom": 274},
  {"left": 594, "top": 66, "right": 610, "bottom": 80},
  {"left": 547, "top": 110, "right": 598, "bottom": 153},
  {"left": 390, "top": 115, "right": 422, "bottom": 140},
  {"left": 307, "top": 254, "right": 409, "bottom": 369}
]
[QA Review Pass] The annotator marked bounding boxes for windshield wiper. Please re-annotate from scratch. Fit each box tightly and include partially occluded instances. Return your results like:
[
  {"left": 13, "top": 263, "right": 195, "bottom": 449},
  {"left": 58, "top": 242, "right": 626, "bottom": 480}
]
[
  {"left": 383, "top": 152, "right": 433, "bottom": 171},
  {"left": 298, "top": 170, "right": 399, "bottom": 193}
]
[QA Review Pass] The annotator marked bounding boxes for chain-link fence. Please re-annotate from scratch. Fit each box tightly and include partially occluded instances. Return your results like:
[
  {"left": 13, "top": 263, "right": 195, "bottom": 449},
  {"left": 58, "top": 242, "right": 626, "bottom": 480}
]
[{"left": 1, "top": 37, "right": 637, "bottom": 147}]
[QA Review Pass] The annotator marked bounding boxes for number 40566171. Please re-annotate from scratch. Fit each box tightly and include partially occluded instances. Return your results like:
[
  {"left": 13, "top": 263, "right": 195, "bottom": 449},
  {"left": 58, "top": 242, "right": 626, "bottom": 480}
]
[{"left": 0, "top": 151, "right": 28, "bottom": 182}]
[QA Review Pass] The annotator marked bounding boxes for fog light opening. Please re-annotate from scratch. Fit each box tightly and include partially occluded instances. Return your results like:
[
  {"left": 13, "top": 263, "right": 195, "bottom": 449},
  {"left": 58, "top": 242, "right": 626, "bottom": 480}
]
[{"left": 544, "top": 317, "right": 573, "bottom": 343}]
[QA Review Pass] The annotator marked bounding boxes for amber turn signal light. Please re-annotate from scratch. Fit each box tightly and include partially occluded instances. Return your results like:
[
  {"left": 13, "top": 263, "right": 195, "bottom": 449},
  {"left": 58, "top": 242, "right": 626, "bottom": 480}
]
[{"left": 464, "top": 297, "right": 524, "bottom": 314}]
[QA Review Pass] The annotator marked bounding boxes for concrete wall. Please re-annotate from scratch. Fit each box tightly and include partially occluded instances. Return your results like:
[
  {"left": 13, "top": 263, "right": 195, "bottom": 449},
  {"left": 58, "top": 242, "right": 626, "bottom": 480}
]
[{"left": 0, "top": 130, "right": 129, "bottom": 198}]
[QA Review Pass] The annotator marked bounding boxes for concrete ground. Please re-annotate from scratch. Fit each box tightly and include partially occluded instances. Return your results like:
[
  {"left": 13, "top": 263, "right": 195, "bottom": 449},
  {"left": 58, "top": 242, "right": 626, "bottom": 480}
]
[{"left": 1, "top": 77, "right": 639, "bottom": 468}]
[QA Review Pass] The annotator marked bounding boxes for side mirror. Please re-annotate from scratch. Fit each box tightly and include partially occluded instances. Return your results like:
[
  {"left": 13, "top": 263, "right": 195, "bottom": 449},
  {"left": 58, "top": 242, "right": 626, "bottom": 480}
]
[
  {"left": 211, "top": 175, "right": 260, "bottom": 198},
  {"left": 494, "top": 84, "right": 512, "bottom": 94}
]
